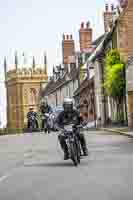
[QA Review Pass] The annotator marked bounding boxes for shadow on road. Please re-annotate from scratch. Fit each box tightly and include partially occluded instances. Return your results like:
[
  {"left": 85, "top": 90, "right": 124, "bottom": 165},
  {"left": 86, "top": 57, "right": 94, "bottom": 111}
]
[{"left": 24, "top": 161, "right": 88, "bottom": 168}]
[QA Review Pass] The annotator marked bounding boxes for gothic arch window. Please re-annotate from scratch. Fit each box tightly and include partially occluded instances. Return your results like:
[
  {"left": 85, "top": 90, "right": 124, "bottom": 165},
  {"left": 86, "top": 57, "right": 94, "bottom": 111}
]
[{"left": 30, "top": 88, "right": 37, "bottom": 104}]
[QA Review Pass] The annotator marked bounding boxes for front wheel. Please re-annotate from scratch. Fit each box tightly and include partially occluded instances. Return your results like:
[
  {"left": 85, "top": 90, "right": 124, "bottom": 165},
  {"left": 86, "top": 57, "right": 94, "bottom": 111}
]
[
  {"left": 70, "top": 142, "right": 78, "bottom": 167},
  {"left": 76, "top": 139, "right": 81, "bottom": 163}
]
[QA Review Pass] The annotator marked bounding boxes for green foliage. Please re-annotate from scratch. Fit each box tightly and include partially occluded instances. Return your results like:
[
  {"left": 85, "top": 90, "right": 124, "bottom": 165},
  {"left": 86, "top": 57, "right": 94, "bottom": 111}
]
[
  {"left": 105, "top": 49, "right": 121, "bottom": 67},
  {"left": 104, "top": 49, "right": 126, "bottom": 99},
  {"left": 104, "top": 63, "right": 125, "bottom": 98},
  {"left": 104, "top": 49, "right": 126, "bottom": 122}
]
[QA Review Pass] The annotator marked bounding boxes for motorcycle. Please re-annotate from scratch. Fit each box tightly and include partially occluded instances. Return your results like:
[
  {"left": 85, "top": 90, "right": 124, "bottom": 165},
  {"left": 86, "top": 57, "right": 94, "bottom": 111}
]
[
  {"left": 41, "top": 113, "right": 51, "bottom": 134},
  {"left": 63, "top": 124, "right": 82, "bottom": 167},
  {"left": 28, "top": 115, "right": 37, "bottom": 132}
]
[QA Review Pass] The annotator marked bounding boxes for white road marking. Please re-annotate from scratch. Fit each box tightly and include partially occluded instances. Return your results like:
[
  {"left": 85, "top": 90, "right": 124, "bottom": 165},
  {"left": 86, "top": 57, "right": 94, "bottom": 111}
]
[{"left": 0, "top": 173, "right": 12, "bottom": 183}]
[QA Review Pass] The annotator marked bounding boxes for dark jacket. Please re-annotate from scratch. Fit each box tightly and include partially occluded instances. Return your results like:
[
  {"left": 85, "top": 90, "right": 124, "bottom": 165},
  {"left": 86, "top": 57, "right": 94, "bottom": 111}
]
[
  {"left": 27, "top": 111, "right": 37, "bottom": 119},
  {"left": 56, "top": 109, "right": 82, "bottom": 128},
  {"left": 40, "top": 105, "right": 52, "bottom": 114}
]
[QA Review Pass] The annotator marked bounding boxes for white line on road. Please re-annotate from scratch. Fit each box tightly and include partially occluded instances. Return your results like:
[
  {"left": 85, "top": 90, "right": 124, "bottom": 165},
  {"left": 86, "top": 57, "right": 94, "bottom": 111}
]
[
  {"left": 0, "top": 173, "right": 12, "bottom": 183},
  {"left": 0, "top": 167, "right": 19, "bottom": 184}
]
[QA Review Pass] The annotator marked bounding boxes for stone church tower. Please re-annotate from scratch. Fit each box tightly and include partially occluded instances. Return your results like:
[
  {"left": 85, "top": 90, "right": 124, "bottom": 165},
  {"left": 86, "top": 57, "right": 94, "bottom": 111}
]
[{"left": 4, "top": 53, "right": 48, "bottom": 130}]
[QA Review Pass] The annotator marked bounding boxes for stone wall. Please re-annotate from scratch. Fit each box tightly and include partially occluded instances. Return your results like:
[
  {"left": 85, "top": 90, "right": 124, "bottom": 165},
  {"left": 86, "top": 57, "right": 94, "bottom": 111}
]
[{"left": 6, "top": 68, "right": 48, "bottom": 129}]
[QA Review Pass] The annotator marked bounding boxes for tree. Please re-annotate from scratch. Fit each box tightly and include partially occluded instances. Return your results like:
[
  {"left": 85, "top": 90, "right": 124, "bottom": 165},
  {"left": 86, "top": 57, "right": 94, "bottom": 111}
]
[{"left": 104, "top": 49, "right": 126, "bottom": 122}]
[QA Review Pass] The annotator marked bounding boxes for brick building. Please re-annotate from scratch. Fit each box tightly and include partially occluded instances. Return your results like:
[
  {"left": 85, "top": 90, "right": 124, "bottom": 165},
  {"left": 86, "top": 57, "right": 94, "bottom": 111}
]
[
  {"left": 41, "top": 63, "right": 79, "bottom": 107},
  {"left": 62, "top": 34, "right": 75, "bottom": 64},
  {"left": 126, "top": 0, "right": 133, "bottom": 128},
  {"left": 79, "top": 21, "right": 93, "bottom": 52}
]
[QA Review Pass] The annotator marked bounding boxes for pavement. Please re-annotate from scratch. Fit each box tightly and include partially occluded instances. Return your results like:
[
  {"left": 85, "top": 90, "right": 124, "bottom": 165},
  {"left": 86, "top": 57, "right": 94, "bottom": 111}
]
[
  {"left": 100, "top": 127, "right": 133, "bottom": 137},
  {"left": 0, "top": 130, "right": 133, "bottom": 200}
]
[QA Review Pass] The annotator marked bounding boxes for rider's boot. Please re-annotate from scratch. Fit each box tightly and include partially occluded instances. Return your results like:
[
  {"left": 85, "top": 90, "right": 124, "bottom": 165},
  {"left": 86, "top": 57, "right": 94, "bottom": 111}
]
[
  {"left": 82, "top": 147, "right": 88, "bottom": 156},
  {"left": 64, "top": 151, "right": 69, "bottom": 160}
]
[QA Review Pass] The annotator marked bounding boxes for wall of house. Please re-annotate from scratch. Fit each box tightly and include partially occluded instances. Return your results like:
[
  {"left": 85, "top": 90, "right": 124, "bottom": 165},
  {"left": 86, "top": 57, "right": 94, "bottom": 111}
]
[
  {"left": 94, "top": 59, "right": 111, "bottom": 126},
  {"left": 94, "top": 60, "right": 103, "bottom": 125}
]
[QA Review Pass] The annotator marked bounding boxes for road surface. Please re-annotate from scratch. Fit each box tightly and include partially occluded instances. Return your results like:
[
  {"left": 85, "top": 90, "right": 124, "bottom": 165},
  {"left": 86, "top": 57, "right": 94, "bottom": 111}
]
[{"left": 0, "top": 130, "right": 133, "bottom": 200}]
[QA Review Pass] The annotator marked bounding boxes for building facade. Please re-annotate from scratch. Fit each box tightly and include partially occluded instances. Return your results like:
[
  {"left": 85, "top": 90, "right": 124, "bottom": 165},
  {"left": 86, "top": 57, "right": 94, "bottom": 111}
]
[
  {"left": 41, "top": 64, "right": 79, "bottom": 107},
  {"left": 4, "top": 56, "right": 48, "bottom": 130}
]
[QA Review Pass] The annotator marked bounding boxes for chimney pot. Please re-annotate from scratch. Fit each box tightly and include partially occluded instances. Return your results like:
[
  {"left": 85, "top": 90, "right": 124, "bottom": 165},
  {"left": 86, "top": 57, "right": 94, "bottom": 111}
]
[
  {"left": 63, "top": 34, "right": 65, "bottom": 40},
  {"left": 66, "top": 35, "right": 69, "bottom": 40},
  {"left": 70, "top": 34, "right": 73, "bottom": 40},
  {"left": 105, "top": 4, "right": 109, "bottom": 11},
  {"left": 81, "top": 22, "right": 84, "bottom": 29},
  {"left": 86, "top": 21, "right": 90, "bottom": 28},
  {"left": 111, "top": 4, "right": 114, "bottom": 11}
]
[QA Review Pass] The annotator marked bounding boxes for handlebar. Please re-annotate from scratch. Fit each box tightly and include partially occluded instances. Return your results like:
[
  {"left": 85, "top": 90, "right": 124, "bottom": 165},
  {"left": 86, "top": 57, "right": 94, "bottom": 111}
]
[{"left": 57, "top": 124, "right": 83, "bottom": 132}]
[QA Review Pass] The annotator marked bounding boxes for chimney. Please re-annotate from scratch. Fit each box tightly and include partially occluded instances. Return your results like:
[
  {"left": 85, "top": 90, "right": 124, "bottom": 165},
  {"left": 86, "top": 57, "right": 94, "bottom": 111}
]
[
  {"left": 79, "top": 21, "right": 92, "bottom": 52},
  {"left": 62, "top": 33, "right": 75, "bottom": 64},
  {"left": 103, "top": 4, "right": 114, "bottom": 32},
  {"left": 119, "top": 0, "right": 128, "bottom": 8}
]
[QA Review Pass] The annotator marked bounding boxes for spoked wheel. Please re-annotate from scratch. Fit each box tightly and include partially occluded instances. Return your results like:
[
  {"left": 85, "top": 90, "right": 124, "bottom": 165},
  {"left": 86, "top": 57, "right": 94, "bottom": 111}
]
[
  {"left": 70, "top": 142, "right": 78, "bottom": 167},
  {"left": 77, "top": 141, "right": 81, "bottom": 164},
  {"left": 29, "top": 122, "right": 33, "bottom": 133}
]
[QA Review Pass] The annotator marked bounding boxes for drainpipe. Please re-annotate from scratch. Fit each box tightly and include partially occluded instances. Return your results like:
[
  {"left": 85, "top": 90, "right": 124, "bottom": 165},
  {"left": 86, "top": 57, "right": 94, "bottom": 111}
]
[{"left": 99, "top": 55, "right": 107, "bottom": 126}]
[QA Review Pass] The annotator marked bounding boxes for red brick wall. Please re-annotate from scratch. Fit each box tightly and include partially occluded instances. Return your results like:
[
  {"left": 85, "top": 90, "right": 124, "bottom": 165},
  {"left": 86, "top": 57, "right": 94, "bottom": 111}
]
[
  {"left": 127, "top": 0, "right": 133, "bottom": 57},
  {"left": 62, "top": 35, "right": 75, "bottom": 64},
  {"left": 79, "top": 22, "right": 92, "bottom": 52}
]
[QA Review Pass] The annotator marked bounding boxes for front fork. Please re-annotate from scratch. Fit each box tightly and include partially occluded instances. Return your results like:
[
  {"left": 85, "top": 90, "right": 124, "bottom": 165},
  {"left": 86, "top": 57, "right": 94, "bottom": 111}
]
[{"left": 66, "top": 137, "right": 75, "bottom": 158}]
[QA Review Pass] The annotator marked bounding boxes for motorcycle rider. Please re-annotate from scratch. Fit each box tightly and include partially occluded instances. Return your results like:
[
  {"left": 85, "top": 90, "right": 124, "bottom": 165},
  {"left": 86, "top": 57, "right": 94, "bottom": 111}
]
[
  {"left": 27, "top": 107, "right": 38, "bottom": 129},
  {"left": 56, "top": 98, "right": 88, "bottom": 160},
  {"left": 40, "top": 98, "right": 52, "bottom": 131}
]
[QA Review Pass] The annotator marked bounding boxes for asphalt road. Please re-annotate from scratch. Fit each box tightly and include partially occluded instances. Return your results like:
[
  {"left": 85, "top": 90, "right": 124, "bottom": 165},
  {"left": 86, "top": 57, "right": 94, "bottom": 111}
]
[{"left": 0, "top": 130, "right": 133, "bottom": 200}]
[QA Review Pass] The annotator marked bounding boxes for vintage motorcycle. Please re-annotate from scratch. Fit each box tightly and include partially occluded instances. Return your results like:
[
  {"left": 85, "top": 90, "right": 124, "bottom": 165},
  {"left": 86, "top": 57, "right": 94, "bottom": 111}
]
[
  {"left": 62, "top": 124, "right": 82, "bottom": 166},
  {"left": 28, "top": 115, "right": 37, "bottom": 132}
]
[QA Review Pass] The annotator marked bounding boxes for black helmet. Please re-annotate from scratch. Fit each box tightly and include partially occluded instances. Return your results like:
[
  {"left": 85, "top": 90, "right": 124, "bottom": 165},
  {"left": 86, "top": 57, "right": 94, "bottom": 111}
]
[{"left": 63, "top": 98, "right": 73, "bottom": 113}]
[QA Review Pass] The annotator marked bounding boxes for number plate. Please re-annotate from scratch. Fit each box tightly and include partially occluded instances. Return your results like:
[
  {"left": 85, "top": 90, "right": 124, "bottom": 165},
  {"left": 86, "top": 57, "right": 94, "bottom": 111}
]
[{"left": 64, "top": 125, "right": 73, "bottom": 132}]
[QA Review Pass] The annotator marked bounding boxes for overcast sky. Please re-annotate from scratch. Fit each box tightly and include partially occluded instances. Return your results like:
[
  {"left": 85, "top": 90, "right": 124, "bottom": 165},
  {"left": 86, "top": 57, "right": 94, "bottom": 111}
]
[{"left": 0, "top": 0, "right": 118, "bottom": 127}]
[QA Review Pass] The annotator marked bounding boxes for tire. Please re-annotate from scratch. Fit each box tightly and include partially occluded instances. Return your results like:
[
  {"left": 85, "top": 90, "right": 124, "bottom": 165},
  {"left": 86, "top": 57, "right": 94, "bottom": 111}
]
[
  {"left": 77, "top": 143, "right": 81, "bottom": 163},
  {"left": 29, "top": 121, "right": 33, "bottom": 132},
  {"left": 76, "top": 139, "right": 81, "bottom": 163},
  {"left": 70, "top": 142, "right": 78, "bottom": 167}
]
